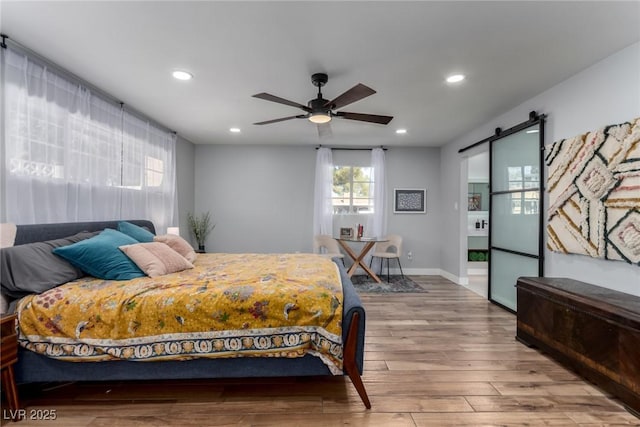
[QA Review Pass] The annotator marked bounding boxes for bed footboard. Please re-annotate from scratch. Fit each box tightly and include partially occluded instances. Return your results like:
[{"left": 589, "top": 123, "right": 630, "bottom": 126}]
[{"left": 344, "top": 311, "right": 371, "bottom": 408}]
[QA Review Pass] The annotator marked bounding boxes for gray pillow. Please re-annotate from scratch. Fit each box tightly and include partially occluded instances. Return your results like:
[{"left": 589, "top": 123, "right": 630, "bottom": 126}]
[{"left": 0, "top": 231, "right": 98, "bottom": 299}]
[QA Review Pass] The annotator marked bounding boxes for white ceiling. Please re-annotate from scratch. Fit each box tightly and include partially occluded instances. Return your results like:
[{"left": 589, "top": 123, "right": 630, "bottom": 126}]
[{"left": 2, "top": 1, "right": 639, "bottom": 147}]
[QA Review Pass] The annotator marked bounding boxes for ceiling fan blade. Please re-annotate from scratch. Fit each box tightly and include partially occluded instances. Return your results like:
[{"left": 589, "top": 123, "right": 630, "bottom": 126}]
[
  {"left": 317, "top": 122, "right": 332, "bottom": 139},
  {"left": 253, "top": 115, "right": 307, "bottom": 125},
  {"left": 252, "top": 93, "right": 311, "bottom": 112},
  {"left": 324, "top": 84, "right": 376, "bottom": 110},
  {"left": 335, "top": 111, "right": 393, "bottom": 125}
]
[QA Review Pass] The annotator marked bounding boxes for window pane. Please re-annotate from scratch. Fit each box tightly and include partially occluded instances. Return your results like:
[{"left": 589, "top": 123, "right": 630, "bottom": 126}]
[
  {"left": 332, "top": 165, "right": 374, "bottom": 214},
  {"left": 355, "top": 167, "right": 372, "bottom": 180},
  {"left": 353, "top": 182, "right": 370, "bottom": 197},
  {"left": 333, "top": 184, "right": 351, "bottom": 198}
]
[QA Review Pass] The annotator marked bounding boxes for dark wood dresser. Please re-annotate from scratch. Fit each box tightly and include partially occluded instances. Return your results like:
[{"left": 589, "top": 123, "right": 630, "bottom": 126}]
[{"left": 516, "top": 277, "right": 640, "bottom": 414}]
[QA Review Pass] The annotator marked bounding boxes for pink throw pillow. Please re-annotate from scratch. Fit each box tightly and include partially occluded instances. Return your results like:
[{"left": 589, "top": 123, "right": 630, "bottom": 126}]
[
  {"left": 154, "top": 234, "right": 197, "bottom": 263},
  {"left": 119, "top": 242, "right": 194, "bottom": 278}
]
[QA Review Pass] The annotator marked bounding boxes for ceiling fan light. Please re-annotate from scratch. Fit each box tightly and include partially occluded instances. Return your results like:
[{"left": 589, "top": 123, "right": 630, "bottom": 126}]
[{"left": 309, "top": 112, "right": 331, "bottom": 124}]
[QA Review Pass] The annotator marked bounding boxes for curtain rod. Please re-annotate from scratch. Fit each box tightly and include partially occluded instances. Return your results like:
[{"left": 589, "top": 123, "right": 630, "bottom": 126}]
[
  {"left": 316, "top": 145, "right": 387, "bottom": 151},
  {"left": 1, "top": 33, "right": 177, "bottom": 136}
]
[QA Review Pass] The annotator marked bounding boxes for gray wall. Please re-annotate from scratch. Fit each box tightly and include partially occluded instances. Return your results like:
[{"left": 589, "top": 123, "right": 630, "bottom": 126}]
[
  {"left": 193, "top": 144, "right": 442, "bottom": 271},
  {"left": 175, "top": 135, "right": 195, "bottom": 243},
  {"left": 385, "top": 147, "right": 441, "bottom": 271},
  {"left": 194, "top": 145, "right": 316, "bottom": 253},
  {"left": 331, "top": 148, "right": 442, "bottom": 272},
  {"left": 440, "top": 41, "right": 640, "bottom": 295}
]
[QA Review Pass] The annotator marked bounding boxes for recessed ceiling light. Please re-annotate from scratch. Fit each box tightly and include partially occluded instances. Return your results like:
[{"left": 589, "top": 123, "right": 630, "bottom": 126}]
[
  {"left": 446, "top": 74, "right": 465, "bottom": 83},
  {"left": 172, "top": 70, "right": 193, "bottom": 81},
  {"left": 526, "top": 129, "right": 539, "bottom": 134},
  {"left": 396, "top": 129, "right": 407, "bottom": 134},
  {"left": 229, "top": 128, "right": 241, "bottom": 133}
]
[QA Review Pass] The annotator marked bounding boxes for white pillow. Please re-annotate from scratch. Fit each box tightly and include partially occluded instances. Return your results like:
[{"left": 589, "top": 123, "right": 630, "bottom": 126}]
[{"left": 0, "top": 223, "right": 17, "bottom": 249}]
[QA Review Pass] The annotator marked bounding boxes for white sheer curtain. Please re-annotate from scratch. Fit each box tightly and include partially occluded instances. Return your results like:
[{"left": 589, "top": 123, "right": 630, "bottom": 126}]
[
  {"left": 367, "top": 148, "right": 387, "bottom": 267},
  {"left": 2, "top": 47, "right": 177, "bottom": 233},
  {"left": 367, "top": 148, "right": 387, "bottom": 237},
  {"left": 312, "top": 147, "right": 333, "bottom": 236}
]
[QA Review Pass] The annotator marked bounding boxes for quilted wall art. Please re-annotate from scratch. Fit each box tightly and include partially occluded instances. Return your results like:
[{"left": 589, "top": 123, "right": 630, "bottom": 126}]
[{"left": 546, "top": 117, "right": 640, "bottom": 265}]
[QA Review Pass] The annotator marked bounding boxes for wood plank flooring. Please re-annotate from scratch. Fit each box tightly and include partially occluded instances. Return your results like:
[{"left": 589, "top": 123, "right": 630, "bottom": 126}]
[{"left": 2, "top": 276, "right": 638, "bottom": 426}]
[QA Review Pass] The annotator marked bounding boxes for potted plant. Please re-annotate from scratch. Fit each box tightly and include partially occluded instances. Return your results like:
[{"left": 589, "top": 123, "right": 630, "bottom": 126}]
[{"left": 187, "top": 211, "right": 215, "bottom": 253}]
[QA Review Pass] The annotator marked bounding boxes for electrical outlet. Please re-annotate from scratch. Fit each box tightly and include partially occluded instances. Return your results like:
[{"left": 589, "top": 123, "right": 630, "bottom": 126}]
[{"left": 407, "top": 251, "right": 413, "bottom": 260}]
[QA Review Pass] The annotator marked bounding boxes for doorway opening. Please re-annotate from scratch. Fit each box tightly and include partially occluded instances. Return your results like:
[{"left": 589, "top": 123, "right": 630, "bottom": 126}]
[{"left": 465, "top": 151, "right": 489, "bottom": 298}]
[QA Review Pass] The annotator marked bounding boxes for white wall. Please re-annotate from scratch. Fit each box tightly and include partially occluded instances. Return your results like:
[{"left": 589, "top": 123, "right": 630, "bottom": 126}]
[
  {"left": 193, "top": 144, "right": 442, "bottom": 271},
  {"left": 440, "top": 42, "right": 640, "bottom": 296}
]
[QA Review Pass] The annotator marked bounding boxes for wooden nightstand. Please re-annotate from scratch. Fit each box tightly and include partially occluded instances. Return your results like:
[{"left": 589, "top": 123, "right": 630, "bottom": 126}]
[{"left": 1, "top": 313, "right": 20, "bottom": 421}]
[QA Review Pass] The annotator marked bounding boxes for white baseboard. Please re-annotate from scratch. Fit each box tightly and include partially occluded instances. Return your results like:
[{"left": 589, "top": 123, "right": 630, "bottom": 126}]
[{"left": 438, "top": 269, "right": 467, "bottom": 286}]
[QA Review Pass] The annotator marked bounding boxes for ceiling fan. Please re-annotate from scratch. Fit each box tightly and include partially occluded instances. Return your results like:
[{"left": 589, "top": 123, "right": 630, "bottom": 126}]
[{"left": 252, "top": 73, "right": 393, "bottom": 137}]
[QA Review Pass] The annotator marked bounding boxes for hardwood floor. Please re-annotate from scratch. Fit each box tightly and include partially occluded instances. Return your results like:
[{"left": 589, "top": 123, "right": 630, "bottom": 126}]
[{"left": 3, "top": 276, "right": 638, "bottom": 426}]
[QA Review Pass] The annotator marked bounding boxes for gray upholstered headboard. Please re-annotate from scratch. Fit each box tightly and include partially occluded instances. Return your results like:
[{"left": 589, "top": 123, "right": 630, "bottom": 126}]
[{"left": 13, "top": 220, "right": 156, "bottom": 246}]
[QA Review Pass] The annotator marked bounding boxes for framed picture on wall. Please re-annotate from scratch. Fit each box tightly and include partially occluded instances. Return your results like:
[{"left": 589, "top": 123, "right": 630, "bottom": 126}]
[
  {"left": 468, "top": 193, "right": 481, "bottom": 211},
  {"left": 394, "top": 188, "right": 426, "bottom": 213},
  {"left": 340, "top": 227, "right": 354, "bottom": 238}
]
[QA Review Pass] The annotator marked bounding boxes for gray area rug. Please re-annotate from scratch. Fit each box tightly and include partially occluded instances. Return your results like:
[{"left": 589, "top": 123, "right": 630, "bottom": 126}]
[{"left": 350, "top": 275, "right": 428, "bottom": 293}]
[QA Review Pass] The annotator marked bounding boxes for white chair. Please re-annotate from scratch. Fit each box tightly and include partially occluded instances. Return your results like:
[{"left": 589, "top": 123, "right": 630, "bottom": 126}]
[
  {"left": 369, "top": 234, "right": 404, "bottom": 282},
  {"left": 313, "top": 235, "right": 345, "bottom": 265}
]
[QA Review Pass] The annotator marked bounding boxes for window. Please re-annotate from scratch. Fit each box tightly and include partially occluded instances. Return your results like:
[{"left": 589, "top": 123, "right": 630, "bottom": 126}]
[
  {"left": 3, "top": 46, "right": 176, "bottom": 231},
  {"left": 332, "top": 166, "right": 374, "bottom": 214},
  {"left": 508, "top": 165, "right": 540, "bottom": 214}
]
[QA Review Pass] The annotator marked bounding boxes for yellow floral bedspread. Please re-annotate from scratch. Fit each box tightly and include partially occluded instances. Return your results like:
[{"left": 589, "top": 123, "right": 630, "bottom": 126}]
[{"left": 17, "top": 253, "right": 344, "bottom": 374}]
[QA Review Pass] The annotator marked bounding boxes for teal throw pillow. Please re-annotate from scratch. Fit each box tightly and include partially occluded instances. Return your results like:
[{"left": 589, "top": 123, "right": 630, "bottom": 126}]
[
  {"left": 117, "top": 221, "right": 155, "bottom": 243},
  {"left": 53, "top": 228, "right": 145, "bottom": 280}
]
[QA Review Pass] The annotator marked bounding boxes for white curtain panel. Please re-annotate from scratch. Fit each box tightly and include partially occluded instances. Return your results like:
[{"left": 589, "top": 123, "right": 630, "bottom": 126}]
[
  {"left": 2, "top": 47, "right": 177, "bottom": 233},
  {"left": 312, "top": 147, "right": 333, "bottom": 236},
  {"left": 367, "top": 148, "right": 388, "bottom": 269},
  {"left": 367, "top": 148, "right": 387, "bottom": 238}
]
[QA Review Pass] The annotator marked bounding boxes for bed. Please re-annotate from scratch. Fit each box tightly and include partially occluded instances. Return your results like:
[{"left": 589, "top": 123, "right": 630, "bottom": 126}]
[{"left": 1, "top": 220, "right": 370, "bottom": 408}]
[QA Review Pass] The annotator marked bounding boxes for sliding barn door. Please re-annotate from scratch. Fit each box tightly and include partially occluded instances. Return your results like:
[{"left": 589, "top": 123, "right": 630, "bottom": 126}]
[{"left": 489, "top": 118, "right": 544, "bottom": 312}]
